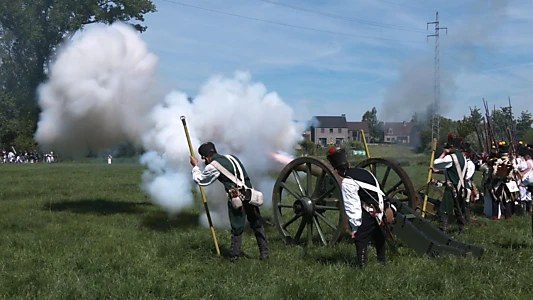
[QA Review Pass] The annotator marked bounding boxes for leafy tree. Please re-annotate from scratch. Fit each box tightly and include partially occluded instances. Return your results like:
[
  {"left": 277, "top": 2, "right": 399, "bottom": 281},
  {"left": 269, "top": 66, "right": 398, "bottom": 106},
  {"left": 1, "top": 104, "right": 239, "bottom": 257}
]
[
  {"left": 0, "top": 0, "right": 157, "bottom": 146},
  {"left": 516, "top": 111, "right": 533, "bottom": 140},
  {"left": 362, "top": 107, "right": 383, "bottom": 142},
  {"left": 522, "top": 128, "right": 533, "bottom": 145},
  {"left": 415, "top": 116, "right": 457, "bottom": 153}
]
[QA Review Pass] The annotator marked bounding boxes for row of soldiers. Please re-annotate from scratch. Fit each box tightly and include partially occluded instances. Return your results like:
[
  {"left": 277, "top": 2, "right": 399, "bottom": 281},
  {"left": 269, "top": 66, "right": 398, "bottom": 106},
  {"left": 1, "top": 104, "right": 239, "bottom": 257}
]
[
  {"left": 480, "top": 141, "right": 533, "bottom": 219},
  {"left": 1, "top": 149, "right": 57, "bottom": 164},
  {"left": 431, "top": 134, "right": 533, "bottom": 233}
]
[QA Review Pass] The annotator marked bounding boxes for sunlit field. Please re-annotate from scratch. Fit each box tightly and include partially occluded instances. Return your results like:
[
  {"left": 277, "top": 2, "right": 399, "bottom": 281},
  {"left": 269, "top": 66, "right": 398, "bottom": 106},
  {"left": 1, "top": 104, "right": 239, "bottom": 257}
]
[{"left": 2, "top": 147, "right": 533, "bottom": 299}]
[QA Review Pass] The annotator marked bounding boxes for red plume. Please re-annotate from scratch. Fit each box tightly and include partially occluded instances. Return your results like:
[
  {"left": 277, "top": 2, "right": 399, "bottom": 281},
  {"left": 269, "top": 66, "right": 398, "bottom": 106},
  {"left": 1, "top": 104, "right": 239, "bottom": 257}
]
[
  {"left": 328, "top": 147, "right": 335, "bottom": 154},
  {"left": 459, "top": 136, "right": 464, "bottom": 141},
  {"left": 448, "top": 134, "right": 454, "bottom": 139}
]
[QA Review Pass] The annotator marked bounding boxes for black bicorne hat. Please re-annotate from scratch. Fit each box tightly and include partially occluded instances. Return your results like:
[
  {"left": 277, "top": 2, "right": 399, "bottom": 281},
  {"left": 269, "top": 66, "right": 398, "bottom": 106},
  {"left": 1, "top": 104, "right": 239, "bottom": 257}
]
[
  {"left": 326, "top": 148, "right": 348, "bottom": 169},
  {"left": 198, "top": 142, "right": 217, "bottom": 157},
  {"left": 518, "top": 145, "right": 529, "bottom": 156},
  {"left": 498, "top": 144, "right": 509, "bottom": 155}
]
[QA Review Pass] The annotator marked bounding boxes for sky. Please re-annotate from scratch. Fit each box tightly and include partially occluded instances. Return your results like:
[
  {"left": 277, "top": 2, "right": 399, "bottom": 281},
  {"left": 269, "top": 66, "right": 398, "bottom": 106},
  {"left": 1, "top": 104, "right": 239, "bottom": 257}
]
[{"left": 138, "top": 0, "right": 533, "bottom": 123}]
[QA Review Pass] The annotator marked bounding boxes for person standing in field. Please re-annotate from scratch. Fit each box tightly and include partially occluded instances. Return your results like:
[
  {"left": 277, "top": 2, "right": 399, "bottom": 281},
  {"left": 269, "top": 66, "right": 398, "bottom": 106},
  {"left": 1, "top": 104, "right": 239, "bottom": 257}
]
[
  {"left": 189, "top": 142, "right": 269, "bottom": 261},
  {"left": 326, "top": 148, "right": 388, "bottom": 268},
  {"left": 431, "top": 134, "right": 468, "bottom": 233}
]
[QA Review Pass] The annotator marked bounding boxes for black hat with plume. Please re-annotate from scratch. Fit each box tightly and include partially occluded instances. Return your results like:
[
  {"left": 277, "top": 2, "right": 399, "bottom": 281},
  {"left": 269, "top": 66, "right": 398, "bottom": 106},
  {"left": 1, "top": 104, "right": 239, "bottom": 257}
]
[
  {"left": 444, "top": 134, "right": 462, "bottom": 149},
  {"left": 326, "top": 148, "right": 348, "bottom": 170}
]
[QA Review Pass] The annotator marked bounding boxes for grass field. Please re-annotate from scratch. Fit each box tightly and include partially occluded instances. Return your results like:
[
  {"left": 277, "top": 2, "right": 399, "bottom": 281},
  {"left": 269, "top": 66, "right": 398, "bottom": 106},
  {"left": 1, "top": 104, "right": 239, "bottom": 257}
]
[{"left": 2, "top": 149, "right": 533, "bottom": 299}]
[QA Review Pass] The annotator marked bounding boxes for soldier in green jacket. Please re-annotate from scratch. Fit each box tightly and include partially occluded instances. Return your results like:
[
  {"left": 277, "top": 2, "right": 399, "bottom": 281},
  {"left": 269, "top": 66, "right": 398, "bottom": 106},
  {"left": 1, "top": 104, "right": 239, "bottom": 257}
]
[
  {"left": 190, "top": 142, "right": 269, "bottom": 261},
  {"left": 431, "top": 134, "right": 468, "bottom": 233}
]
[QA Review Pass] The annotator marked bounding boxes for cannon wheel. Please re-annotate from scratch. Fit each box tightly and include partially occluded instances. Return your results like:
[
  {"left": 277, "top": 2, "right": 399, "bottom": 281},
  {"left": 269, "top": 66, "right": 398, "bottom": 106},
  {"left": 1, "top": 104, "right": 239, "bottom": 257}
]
[
  {"left": 415, "top": 185, "right": 443, "bottom": 217},
  {"left": 272, "top": 156, "right": 347, "bottom": 246},
  {"left": 355, "top": 158, "right": 417, "bottom": 209}
]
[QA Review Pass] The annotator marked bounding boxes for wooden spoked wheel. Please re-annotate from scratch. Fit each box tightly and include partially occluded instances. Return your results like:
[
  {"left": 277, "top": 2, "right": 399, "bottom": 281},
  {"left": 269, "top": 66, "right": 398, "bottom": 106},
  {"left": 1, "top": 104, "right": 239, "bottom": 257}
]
[{"left": 272, "top": 157, "right": 347, "bottom": 246}]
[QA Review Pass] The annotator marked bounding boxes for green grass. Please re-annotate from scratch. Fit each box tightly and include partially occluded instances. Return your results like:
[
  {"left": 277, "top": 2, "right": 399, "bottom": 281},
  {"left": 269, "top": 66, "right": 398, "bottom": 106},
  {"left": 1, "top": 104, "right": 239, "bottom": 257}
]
[{"left": 1, "top": 160, "right": 533, "bottom": 300}]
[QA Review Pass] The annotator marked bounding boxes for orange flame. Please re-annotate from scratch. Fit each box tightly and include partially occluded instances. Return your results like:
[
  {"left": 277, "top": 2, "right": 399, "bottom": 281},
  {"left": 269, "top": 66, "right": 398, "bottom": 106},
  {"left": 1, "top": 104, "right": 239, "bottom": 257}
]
[{"left": 269, "top": 151, "right": 294, "bottom": 165}]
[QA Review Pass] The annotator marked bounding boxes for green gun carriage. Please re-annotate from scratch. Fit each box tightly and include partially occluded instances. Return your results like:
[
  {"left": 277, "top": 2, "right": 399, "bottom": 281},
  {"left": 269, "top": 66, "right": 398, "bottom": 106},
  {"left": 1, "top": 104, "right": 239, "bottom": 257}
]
[{"left": 271, "top": 156, "right": 484, "bottom": 258}]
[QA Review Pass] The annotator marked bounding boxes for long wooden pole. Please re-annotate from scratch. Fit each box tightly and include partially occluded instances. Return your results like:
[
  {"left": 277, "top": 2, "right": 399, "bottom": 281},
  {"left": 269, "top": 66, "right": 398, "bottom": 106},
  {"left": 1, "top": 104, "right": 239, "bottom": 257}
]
[
  {"left": 361, "top": 129, "right": 371, "bottom": 158},
  {"left": 180, "top": 116, "right": 220, "bottom": 256},
  {"left": 361, "top": 129, "right": 373, "bottom": 174},
  {"left": 422, "top": 138, "right": 438, "bottom": 217}
]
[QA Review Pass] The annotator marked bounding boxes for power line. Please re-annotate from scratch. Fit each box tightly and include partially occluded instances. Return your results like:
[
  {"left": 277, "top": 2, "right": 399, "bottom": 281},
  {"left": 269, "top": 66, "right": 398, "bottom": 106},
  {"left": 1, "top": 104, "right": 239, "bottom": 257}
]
[
  {"left": 257, "top": 0, "right": 427, "bottom": 33},
  {"left": 379, "top": 0, "right": 427, "bottom": 10},
  {"left": 161, "top": 0, "right": 425, "bottom": 44}
]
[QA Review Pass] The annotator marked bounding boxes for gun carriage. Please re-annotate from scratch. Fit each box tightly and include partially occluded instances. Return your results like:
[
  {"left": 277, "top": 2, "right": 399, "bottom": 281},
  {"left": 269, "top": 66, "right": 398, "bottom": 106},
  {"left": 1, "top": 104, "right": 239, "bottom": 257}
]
[{"left": 271, "top": 155, "right": 484, "bottom": 258}]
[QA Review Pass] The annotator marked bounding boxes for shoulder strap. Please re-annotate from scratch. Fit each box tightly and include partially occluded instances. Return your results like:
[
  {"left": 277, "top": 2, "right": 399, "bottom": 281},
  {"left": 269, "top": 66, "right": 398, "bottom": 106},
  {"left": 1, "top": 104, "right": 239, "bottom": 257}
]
[
  {"left": 226, "top": 155, "right": 251, "bottom": 189},
  {"left": 210, "top": 156, "right": 251, "bottom": 189},
  {"left": 345, "top": 172, "right": 385, "bottom": 218},
  {"left": 451, "top": 153, "right": 466, "bottom": 189}
]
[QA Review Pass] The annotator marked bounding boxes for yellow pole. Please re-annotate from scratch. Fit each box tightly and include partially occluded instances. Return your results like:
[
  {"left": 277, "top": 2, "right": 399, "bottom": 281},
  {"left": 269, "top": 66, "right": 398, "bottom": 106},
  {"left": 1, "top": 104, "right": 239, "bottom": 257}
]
[
  {"left": 180, "top": 116, "right": 221, "bottom": 256},
  {"left": 361, "top": 129, "right": 371, "bottom": 158},
  {"left": 422, "top": 138, "right": 438, "bottom": 217},
  {"left": 361, "top": 129, "right": 373, "bottom": 173}
]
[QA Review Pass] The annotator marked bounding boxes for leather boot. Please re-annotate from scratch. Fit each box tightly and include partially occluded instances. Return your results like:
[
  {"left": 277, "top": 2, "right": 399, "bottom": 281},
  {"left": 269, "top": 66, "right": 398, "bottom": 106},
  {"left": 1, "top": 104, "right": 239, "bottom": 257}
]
[
  {"left": 376, "top": 245, "right": 386, "bottom": 265},
  {"left": 464, "top": 206, "right": 471, "bottom": 225},
  {"left": 254, "top": 226, "right": 269, "bottom": 260},
  {"left": 439, "top": 215, "right": 448, "bottom": 233},
  {"left": 230, "top": 235, "right": 242, "bottom": 261},
  {"left": 356, "top": 247, "right": 368, "bottom": 269}
]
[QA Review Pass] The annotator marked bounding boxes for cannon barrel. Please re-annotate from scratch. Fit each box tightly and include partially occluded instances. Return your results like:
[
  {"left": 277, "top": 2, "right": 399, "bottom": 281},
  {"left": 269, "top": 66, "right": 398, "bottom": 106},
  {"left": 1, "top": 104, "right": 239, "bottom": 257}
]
[{"left": 293, "top": 162, "right": 325, "bottom": 177}]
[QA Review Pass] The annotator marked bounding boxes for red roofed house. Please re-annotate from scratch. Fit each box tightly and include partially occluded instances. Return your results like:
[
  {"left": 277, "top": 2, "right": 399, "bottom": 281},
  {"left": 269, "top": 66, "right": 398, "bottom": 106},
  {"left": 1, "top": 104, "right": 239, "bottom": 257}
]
[
  {"left": 347, "top": 121, "right": 370, "bottom": 142},
  {"left": 383, "top": 121, "right": 417, "bottom": 144}
]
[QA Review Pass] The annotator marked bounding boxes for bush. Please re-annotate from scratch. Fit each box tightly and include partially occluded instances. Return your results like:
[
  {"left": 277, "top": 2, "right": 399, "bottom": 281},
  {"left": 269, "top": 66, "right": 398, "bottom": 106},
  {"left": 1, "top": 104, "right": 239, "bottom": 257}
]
[
  {"left": 299, "top": 140, "right": 316, "bottom": 155},
  {"left": 348, "top": 140, "right": 364, "bottom": 150}
]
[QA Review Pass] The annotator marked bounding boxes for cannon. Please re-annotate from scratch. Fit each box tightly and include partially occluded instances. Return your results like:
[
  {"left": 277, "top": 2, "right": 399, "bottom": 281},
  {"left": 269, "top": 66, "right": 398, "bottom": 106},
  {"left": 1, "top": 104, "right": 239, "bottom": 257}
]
[{"left": 271, "top": 155, "right": 485, "bottom": 258}]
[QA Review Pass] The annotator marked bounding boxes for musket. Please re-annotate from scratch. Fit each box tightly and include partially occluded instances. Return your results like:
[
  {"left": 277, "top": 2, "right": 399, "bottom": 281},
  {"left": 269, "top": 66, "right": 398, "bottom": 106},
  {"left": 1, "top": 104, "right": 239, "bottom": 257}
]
[
  {"left": 508, "top": 96, "right": 518, "bottom": 146},
  {"left": 483, "top": 99, "right": 497, "bottom": 151}
]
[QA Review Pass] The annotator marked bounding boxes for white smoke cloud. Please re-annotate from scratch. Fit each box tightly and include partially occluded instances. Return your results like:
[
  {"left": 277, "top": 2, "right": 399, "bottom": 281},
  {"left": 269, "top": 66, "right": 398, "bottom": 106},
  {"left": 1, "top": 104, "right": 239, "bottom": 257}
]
[
  {"left": 35, "top": 22, "right": 162, "bottom": 156},
  {"left": 35, "top": 22, "right": 305, "bottom": 228},
  {"left": 139, "top": 71, "right": 303, "bottom": 227}
]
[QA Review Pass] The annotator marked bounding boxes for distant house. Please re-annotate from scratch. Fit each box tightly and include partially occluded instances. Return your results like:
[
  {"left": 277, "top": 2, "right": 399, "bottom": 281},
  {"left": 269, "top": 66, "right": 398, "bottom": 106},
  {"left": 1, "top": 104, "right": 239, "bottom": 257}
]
[
  {"left": 347, "top": 121, "right": 370, "bottom": 142},
  {"left": 310, "top": 115, "right": 349, "bottom": 146},
  {"left": 383, "top": 121, "right": 417, "bottom": 144}
]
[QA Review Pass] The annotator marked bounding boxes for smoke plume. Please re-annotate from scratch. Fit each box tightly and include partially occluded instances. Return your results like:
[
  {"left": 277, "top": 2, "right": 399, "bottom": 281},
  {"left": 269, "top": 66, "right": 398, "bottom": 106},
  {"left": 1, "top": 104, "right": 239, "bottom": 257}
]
[
  {"left": 381, "top": 58, "right": 456, "bottom": 122},
  {"left": 381, "top": 0, "right": 510, "bottom": 122},
  {"left": 35, "top": 22, "right": 305, "bottom": 228}
]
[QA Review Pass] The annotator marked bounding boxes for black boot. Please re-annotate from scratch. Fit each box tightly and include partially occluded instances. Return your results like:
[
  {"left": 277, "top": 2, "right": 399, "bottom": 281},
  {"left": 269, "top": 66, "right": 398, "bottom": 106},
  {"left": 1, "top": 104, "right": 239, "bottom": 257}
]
[
  {"left": 357, "top": 247, "right": 368, "bottom": 269},
  {"left": 254, "top": 226, "right": 269, "bottom": 260},
  {"left": 439, "top": 215, "right": 448, "bottom": 233},
  {"left": 376, "top": 246, "right": 386, "bottom": 265},
  {"left": 230, "top": 235, "right": 242, "bottom": 262},
  {"left": 464, "top": 206, "right": 471, "bottom": 225}
]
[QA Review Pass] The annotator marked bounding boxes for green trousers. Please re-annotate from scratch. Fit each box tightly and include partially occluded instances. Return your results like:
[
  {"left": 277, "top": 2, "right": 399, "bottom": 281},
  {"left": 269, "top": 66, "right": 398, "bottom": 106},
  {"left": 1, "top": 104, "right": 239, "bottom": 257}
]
[
  {"left": 438, "top": 188, "right": 467, "bottom": 228},
  {"left": 227, "top": 200, "right": 264, "bottom": 236}
]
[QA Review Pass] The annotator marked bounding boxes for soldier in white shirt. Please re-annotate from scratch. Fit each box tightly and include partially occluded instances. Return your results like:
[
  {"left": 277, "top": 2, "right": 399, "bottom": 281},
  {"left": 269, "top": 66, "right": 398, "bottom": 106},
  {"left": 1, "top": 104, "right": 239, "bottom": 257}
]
[
  {"left": 461, "top": 142, "right": 477, "bottom": 224},
  {"left": 326, "top": 148, "right": 388, "bottom": 268}
]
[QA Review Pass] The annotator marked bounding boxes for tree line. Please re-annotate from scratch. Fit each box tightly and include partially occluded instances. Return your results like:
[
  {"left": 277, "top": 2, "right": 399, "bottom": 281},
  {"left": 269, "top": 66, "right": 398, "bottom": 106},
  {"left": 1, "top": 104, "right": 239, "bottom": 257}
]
[
  {"left": 0, "top": 0, "right": 156, "bottom": 154},
  {"left": 360, "top": 105, "right": 533, "bottom": 153}
]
